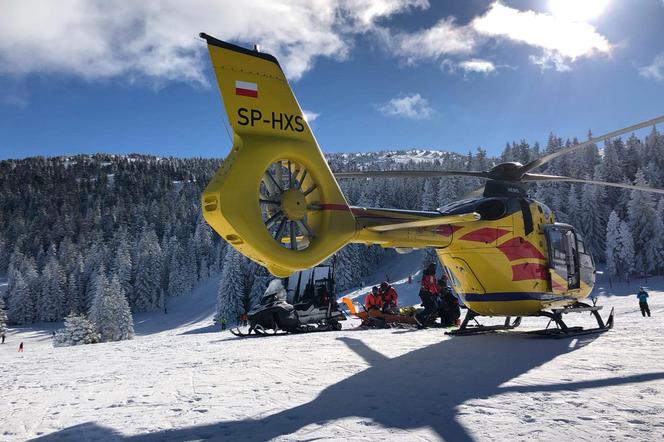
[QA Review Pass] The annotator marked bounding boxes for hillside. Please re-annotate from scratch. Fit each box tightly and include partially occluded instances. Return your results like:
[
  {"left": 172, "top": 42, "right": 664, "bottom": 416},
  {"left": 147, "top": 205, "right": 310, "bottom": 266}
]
[{"left": 2, "top": 266, "right": 663, "bottom": 441}]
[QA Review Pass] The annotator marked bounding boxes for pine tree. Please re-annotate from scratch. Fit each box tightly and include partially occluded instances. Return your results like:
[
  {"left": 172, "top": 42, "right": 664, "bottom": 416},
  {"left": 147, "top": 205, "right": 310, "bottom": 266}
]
[
  {"left": 627, "top": 170, "right": 660, "bottom": 275},
  {"left": 422, "top": 179, "right": 437, "bottom": 211},
  {"left": 216, "top": 248, "right": 246, "bottom": 325},
  {"left": 7, "top": 273, "right": 33, "bottom": 325},
  {"left": 605, "top": 211, "right": 621, "bottom": 277},
  {"left": 53, "top": 313, "right": 100, "bottom": 347},
  {"left": 88, "top": 272, "right": 134, "bottom": 342},
  {"left": 617, "top": 221, "right": 635, "bottom": 279},
  {"left": 0, "top": 298, "right": 8, "bottom": 338},
  {"left": 580, "top": 179, "right": 606, "bottom": 260},
  {"left": 39, "top": 253, "right": 65, "bottom": 322},
  {"left": 133, "top": 227, "right": 163, "bottom": 311},
  {"left": 566, "top": 185, "right": 581, "bottom": 229}
]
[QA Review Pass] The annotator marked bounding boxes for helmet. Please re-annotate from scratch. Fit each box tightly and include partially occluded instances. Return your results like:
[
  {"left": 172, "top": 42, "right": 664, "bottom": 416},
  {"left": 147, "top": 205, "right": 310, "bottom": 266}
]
[
  {"left": 380, "top": 281, "right": 389, "bottom": 290},
  {"left": 372, "top": 286, "right": 378, "bottom": 294}
]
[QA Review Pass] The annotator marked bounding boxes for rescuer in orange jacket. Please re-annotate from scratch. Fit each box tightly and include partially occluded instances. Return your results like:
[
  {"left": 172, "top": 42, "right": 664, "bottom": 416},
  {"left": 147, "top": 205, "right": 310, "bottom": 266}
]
[
  {"left": 364, "top": 286, "right": 383, "bottom": 311},
  {"left": 379, "top": 281, "right": 398, "bottom": 313}
]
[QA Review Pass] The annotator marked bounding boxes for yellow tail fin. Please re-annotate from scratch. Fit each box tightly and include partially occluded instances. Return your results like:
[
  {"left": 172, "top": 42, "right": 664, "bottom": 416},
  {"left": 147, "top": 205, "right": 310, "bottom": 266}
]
[{"left": 200, "top": 34, "right": 356, "bottom": 277}]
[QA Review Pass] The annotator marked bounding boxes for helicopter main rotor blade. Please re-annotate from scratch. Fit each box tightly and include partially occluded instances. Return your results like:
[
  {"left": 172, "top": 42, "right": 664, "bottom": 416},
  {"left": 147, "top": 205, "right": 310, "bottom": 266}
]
[
  {"left": 523, "top": 173, "right": 664, "bottom": 194},
  {"left": 519, "top": 115, "right": 664, "bottom": 176},
  {"left": 334, "top": 170, "right": 491, "bottom": 179}
]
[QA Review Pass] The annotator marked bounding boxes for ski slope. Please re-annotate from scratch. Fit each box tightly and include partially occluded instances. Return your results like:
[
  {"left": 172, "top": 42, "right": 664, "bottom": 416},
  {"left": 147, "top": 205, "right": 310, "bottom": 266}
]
[{"left": 2, "top": 270, "right": 664, "bottom": 441}]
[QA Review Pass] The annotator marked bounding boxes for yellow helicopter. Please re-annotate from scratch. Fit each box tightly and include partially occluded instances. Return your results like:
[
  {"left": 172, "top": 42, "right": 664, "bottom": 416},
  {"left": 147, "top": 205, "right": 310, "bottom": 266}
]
[{"left": 198, "top": 33, "right": 664, "bottom": 336}]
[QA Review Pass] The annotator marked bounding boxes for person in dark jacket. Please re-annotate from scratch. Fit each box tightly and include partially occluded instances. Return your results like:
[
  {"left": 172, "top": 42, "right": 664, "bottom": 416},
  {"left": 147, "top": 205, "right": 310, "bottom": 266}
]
[
  {"left": 637, "top": 287, "right": 651, "bottom": 317},
  {"left": 18, "top": 342, "right": 24, "bottom": 352},
  {"left": 415, "top": 263, "right": 440, "bottom": 326}
]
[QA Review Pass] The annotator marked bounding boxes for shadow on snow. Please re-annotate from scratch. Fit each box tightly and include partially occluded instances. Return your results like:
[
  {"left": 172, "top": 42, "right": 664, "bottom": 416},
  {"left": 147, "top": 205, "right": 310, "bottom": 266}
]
[{"left": 32, "top": 333, "right": 664, "bottom": 441}]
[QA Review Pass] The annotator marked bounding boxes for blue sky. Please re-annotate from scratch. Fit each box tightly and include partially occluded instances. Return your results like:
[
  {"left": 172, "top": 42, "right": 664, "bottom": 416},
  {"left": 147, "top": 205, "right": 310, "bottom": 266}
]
[{"left": 1, "top": 0, "right": 663, "bottom": 160}]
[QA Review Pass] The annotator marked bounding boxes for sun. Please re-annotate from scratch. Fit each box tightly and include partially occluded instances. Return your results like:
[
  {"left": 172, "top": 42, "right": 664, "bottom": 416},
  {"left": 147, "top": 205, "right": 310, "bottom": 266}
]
[{"left": 549, "top": 0, "right": 610, "bottom": 22}]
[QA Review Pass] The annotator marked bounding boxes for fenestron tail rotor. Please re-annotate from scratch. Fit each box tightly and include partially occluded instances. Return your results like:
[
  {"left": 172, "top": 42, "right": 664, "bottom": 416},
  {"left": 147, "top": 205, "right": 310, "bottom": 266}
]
[{"left": 260, "top": 160, "right": 321, "bottom": 251}]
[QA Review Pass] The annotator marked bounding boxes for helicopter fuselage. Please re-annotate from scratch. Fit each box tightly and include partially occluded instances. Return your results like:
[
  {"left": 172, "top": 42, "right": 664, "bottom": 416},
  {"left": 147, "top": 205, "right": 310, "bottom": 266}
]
[{"left": 351, "top": 197, "right": 594, "bottom": 316}]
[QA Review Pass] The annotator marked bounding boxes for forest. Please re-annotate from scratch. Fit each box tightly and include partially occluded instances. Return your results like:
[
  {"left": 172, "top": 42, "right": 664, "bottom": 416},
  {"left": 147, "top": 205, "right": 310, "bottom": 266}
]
[{"left": 2, "top": 125, "right": 664, "bottom": 340}]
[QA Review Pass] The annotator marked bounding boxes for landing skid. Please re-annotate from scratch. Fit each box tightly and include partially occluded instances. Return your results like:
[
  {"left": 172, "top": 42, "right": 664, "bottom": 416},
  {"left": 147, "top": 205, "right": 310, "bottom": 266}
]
[
  {"left": 446, "top": 310, "right": 522, "bottom": 336},
  {"left": 528, "top": 302, "right": 614, "bottom": 339}
]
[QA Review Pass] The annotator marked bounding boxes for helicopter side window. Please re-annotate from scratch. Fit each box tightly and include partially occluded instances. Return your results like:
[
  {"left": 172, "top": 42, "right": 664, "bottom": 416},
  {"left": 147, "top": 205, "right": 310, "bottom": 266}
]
[{"left": 476, "top": 199, "right": 506, "bottom": 220}]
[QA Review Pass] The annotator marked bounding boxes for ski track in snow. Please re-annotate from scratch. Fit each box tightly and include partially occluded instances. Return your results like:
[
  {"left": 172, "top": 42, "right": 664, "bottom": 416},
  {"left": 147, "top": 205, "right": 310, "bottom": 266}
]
[{"left": 2, "top": 260, "right": 664, "bottom": 441}]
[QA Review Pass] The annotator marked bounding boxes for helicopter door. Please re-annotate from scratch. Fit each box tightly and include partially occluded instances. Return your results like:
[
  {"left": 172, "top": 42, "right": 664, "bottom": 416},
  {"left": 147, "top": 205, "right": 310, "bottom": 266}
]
[{"left": 545, "top": 226, "right": 580, "bottom": 293}]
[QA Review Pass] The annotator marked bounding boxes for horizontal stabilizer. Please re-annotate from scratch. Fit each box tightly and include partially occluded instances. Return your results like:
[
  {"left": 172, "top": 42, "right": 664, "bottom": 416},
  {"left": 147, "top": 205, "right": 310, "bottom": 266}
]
[{"left": 367, "top": 212, "right": 480, "bottom": 232}]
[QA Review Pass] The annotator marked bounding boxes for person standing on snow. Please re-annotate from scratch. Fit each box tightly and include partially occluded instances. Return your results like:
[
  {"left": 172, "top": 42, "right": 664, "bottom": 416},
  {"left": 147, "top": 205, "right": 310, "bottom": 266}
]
[
  {"left": 637, "top": 287, "right": 651, "bottom": 317},
  {"left": 18, "top": 342, "right": 24, "bottom": 352},
  {"left": 379, "top": 281, "right": 398, "bottom": 313},
  {"left": 364, "top": 286, "right": 383, "bottom": 311},
  {"left": 1, "top": 333, "right": 6, "bottom": 344},
  {"left": 220, "top": 317, "right": 227, "bottom": 330}
]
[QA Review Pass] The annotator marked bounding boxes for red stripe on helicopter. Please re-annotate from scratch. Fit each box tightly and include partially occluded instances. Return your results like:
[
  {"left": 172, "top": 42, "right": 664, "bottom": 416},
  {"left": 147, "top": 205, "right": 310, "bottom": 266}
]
[
  {"left": 511, "top": 263, "right": 548, "bottom": 281},
  {"left": 319, "top": 204, "right": 351, "bottom": 212},
  {"left": 434, "top": 225, "right": 463, "bottom": 237},
  {"left": 497, "top": 237, "right": 546, "bottom": 261},
  {"left": 459, "top": 227, "right": 511, "bottom": 243}
]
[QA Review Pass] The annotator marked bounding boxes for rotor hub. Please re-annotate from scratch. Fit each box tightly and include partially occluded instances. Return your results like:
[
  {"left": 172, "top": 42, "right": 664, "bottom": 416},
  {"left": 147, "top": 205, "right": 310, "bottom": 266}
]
[{"left": 281, "top": 188, "right": 307, "bottom": 221}]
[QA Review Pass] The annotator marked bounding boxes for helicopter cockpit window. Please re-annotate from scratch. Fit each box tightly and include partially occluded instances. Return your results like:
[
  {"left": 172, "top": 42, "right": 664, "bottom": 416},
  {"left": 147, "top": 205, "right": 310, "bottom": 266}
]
[{"left": 475, "top": 199, "right": 507, "bottom": 220}]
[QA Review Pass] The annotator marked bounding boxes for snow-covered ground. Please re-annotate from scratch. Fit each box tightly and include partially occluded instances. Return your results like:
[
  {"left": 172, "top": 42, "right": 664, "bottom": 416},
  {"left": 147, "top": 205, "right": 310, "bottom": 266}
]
[{"left": 2, "top": 262, "right": 664, "bottom": 441}]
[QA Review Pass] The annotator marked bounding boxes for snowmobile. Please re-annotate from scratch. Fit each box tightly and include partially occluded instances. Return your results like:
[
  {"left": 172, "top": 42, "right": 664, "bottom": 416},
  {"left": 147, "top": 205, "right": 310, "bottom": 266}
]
[{"left": 230, "top": 279, "right": 345, "bottom": 337}]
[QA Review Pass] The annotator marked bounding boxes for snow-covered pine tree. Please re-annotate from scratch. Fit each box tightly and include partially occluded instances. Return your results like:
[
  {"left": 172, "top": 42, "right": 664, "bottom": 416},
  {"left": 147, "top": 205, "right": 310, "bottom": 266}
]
[
  {"left": 605, "top": 211, "right": 621, "bottom": 277},
  {"left": 132, "top": 227, "right": 163, "bottom": 311},
  {"left": 580, "top": 180, "right": 605, "bottom": 260},
  {"left": 53, "top": 313, "right": 100, "bottom": 347},
  {"left": 248, "top": 265, "right": 271, "bottom": 312},
  {"left": 422, "top": 179, "right": 437, "bottom": 211},
  {"left": 107, "top": 275, "right": 134, "bottom": 341},
  {"left": 216, "top": 248, "right": 246, "bottom": 325},
  {"left": 627, "top": 170, "right": 660, "bottom": 275},
  {"left": 39, "top": 252, "right": 66, "bottom": 322},
  {"left": 656, "top": 197, "right": 664, "bottom": 273},
  {"left": 334, "top": 244, "right": 361, "bottom": 290},
  {"left": 617, "top": 220, "right": 635, "bottom": 279},
  {"left": 88, "top": 272, "right": 134, "bottom": 342},
  {"left": 7, "top": 272, "right": 33, "bottom": 325},
  {"left": 0, "top": 298, "right": 8, "bottom": 338},
  {"left": 566, "top": 185, "right": 581, "bottom": 229},
  {"left": 112, "top": 238, "right": 133, "bottom": 303}
]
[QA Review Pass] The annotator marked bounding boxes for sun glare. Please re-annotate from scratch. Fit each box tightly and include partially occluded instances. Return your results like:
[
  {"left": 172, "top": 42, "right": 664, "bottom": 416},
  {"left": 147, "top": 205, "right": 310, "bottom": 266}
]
[{"left": 549, "top": 0, "right": 610, "bottom": 22}]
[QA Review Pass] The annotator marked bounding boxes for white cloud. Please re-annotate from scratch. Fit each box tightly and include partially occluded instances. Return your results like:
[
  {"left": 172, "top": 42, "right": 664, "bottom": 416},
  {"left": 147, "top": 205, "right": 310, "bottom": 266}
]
[
  {"left": 639, "top": 54, "right": 664, "bottom": 81},
  {"left": 395, "top": 18, "right": 477, "bottom": 64},
  {"left": 378, "top": 93, "right": 433, "bottom": 119},
  {"left": 302, "top": 110, "right": 320, "bottom": 122},
  {"left": 472, "top": 2, "right": 611, "bottom": 68},
  {"left": 458, "top": 59, "right": 496, "bottom": 74},
  {"left": 0, "top": 0, "right": 427, "bottom": 85}
]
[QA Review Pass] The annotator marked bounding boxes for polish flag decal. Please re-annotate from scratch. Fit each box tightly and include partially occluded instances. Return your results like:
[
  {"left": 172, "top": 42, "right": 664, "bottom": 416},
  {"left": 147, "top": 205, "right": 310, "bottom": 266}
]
[{"left": 235, "top": 80, "right": 258, "bottom": 98}]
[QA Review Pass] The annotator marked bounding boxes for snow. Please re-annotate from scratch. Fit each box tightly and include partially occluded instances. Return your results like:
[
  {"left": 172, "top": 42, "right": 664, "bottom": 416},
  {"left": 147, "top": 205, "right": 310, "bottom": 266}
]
[{"left": 3, "top": 272, "right": 664, "bottom": 441}]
